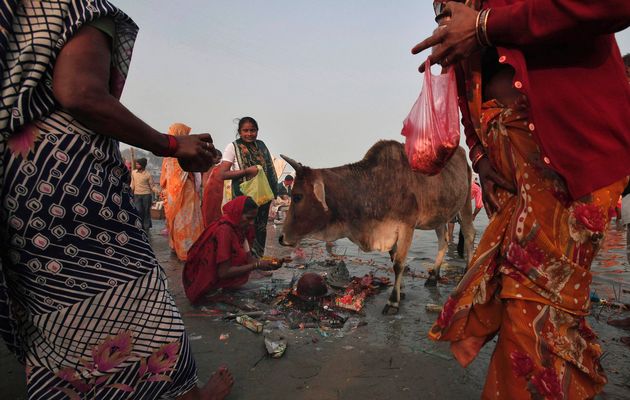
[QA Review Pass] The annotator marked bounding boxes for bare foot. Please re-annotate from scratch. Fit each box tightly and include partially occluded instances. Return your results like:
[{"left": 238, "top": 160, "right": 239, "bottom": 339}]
[{"left": 201, "top": 366, "right": 234, "bottom": 400}]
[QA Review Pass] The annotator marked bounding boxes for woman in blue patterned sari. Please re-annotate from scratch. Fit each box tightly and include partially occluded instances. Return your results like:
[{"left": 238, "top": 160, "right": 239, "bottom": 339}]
[{"left": 0, "top": 1, "right": 230, "bottom": 398}]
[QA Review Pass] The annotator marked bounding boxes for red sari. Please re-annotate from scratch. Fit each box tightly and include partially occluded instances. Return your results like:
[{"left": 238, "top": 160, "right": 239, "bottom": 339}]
[{"left": 183, "top": 196, "right": 255, "bottom": 304}]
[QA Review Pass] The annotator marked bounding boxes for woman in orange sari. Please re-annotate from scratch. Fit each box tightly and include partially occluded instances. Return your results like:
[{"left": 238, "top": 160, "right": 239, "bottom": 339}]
[
  {"left": 161, "top": 123, "right": 205, "bottom": 261},
  {"left": 413, "top": 1, "right": 630, "bottom": 399}
]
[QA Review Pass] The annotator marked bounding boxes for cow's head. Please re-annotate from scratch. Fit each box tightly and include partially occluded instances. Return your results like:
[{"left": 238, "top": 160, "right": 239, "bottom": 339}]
[{"left": 279, "top": 155, "right": 332, "bottom": 246}]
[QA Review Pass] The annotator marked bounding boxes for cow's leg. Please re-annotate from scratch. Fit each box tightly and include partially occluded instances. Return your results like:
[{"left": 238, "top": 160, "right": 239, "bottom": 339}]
[
  {"left": 425, "top": 225, "right": 448, "bottom": 287},
  {"left": 382, "top": 228, "right": 413, "bottom": 315}
]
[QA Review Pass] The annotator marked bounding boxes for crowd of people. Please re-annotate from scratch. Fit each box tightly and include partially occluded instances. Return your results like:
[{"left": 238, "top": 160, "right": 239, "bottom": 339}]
[{"left": 0, "top": 0, "right": 628, "bottom": 399}]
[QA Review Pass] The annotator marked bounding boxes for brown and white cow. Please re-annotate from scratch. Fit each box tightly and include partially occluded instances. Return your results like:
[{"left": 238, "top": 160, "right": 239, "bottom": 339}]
[{"left": 278, "top": 140, "right": 474, "bottom": 314}]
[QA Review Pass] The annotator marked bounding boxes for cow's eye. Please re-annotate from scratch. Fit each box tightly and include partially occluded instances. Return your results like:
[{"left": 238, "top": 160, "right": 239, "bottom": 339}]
[{"left": 292, "top": 194, "right": 303, "bottom": 203}]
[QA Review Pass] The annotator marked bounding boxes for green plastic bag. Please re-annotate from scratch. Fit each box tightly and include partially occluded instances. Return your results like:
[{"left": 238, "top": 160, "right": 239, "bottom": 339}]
[{"left": 240, "top": 165, "right": 274, "bottom": 205}]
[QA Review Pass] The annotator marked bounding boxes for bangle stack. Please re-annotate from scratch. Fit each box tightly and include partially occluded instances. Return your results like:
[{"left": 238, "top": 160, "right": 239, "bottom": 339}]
[{"left": 475, "top": 8, "right": 492, "bottom": 48}]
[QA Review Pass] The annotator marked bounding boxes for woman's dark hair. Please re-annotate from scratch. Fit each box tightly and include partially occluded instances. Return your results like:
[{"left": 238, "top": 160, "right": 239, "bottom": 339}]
[
  {"left": 623, "top": 53, "right": 630, "bottom": 68},
  {"left": 243, "top": 197, "right": 258, "bottom": 212},
  {"left": 237, "top": 116, "right": 259, "bottom": 133}
]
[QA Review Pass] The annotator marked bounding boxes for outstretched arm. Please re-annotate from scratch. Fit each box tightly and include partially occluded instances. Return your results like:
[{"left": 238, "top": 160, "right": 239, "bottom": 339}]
[{"left": 53, "top": 25, "right": 215, "bottom": 170}]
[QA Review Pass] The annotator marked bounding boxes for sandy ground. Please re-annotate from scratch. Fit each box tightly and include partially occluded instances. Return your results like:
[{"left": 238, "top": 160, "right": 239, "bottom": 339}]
[{"left": 2, "top": 219, "right": 630, "bottom": 399}]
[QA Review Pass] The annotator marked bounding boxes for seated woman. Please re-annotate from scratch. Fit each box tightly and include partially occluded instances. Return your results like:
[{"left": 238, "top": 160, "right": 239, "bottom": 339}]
[{"left": 183, "top": 196, "right": 285, "bottom": 304}]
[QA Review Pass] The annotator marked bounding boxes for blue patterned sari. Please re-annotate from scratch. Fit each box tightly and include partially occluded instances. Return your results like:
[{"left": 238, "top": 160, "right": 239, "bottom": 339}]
[{"left": 0, "top": 1, "right": 197, "bottom": 398}]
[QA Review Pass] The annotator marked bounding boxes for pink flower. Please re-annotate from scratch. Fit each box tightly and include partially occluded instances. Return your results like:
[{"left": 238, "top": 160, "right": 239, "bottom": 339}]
[
  {"left": 507, "top": 241, "right": 543, "bottom": 274},
  {"left": 91, "top": 331, "right": 133, "bottom": 372},
  {"left": 147, "top": 342, "right": 180, "bottom": 374},
  {"left": 573, "top": 204, "right": 605, "bottom": 233},
  {"left": 509, "top": 351, "right": 534, "bottom": 377},
  {"left": 8, "top": 123, "right": 40, "bottom": 158},
  {"left": 531, "top": 368, "right": 563, "bottom": 400},
  {"left": 436, "top": 297, "right": 457, "bottom": 328},
  {"left": 525, "top": 242, "right": 545, "bottom": 267}
]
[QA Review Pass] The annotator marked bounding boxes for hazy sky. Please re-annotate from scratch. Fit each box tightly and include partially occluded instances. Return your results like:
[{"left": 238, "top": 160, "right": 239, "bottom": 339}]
[{"left": 116, "top": 1, "right": 630, "bottom": 169}]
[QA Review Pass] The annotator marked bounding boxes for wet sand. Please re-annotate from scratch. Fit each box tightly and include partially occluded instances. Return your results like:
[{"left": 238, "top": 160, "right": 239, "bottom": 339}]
[{"left": 1, "top": 216, "right": 630, "bottom": 399}]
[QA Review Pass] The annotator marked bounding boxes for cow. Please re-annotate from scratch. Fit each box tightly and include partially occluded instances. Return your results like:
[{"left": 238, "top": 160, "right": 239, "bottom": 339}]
[{"left": 278, "top": 140, "right": 475, "bottom": 314}]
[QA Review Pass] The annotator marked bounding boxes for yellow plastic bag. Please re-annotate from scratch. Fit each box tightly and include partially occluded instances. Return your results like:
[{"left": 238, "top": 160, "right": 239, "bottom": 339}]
[{"left": 239, "top": 165, "right": 274, "bottom": 206}]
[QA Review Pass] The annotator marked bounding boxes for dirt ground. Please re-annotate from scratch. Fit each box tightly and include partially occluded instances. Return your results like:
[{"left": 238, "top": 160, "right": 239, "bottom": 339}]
[{"left": 2, "top": 221, "right": 630, "bottom": 399}]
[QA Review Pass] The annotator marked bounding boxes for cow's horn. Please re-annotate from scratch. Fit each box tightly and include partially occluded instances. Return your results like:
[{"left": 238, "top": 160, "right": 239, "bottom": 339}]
[{"left": 280, "top": 154, "right": 304, "bottom": 174}]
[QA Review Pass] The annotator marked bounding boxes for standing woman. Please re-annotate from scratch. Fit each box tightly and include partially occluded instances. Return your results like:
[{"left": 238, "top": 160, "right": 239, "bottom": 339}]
[
  {"left": 161, "top": 123, "right": 205, "bottom": 261},
  {"left": 217, "top": 117, "right": 278, "bottom": 257},
  {"left": 131, "top": 157, "right": 157, "bottom": 233},
  {"left": 0, "top": 1, "right": 231, "bottom": 398},
  {"left": 416, "top": 1, "right": 630, "bottom": 399}
]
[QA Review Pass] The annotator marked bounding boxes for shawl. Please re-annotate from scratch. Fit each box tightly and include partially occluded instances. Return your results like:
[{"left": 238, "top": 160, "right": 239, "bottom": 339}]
[{"left": 231, "top": 138, "right": 278, "bottom": 198}]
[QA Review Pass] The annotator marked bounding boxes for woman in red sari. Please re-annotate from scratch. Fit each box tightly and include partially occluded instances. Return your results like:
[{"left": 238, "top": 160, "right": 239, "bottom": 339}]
[{"left": 183, "top": 196, "right": 284, "bottom": 304}]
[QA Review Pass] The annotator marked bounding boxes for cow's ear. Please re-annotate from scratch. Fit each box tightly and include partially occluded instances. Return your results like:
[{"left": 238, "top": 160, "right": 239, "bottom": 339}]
[{"left": 313, "top": 177, "right": 328, "bottom": 212}]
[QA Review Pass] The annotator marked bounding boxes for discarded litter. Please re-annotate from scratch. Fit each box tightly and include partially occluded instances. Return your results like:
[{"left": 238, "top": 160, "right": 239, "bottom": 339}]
[
  {"left": 425, "top": 303, "right": 443, "bottom": 313},
  {"left": 189, "top": 333, "right": 202, "bottom": 341},
  {"left": 219, "top": 333, "right": 230, "bottom": 341},
  {"left": 236, "top": 315, "right": 263, "bottom": 333},
  {"left": 264, "top": 333, "right": 288, "bottom": 358}
]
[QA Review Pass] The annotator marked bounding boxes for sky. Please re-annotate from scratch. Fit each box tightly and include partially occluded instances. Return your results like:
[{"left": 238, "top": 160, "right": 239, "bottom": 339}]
[{"left": 116, "top": 1, "right": 630, "bottom": 169}]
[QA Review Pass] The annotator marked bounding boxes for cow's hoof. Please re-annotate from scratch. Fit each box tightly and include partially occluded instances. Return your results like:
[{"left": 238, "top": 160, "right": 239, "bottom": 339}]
[
  {"left": 424, "top": 277, "right": 438, "bottom": 287},
  {"left": 425, "top": 270, "right": 439, "bottom": 287},
  {"left": 382, "top": 303, "right": 400, "bottom": 315}
]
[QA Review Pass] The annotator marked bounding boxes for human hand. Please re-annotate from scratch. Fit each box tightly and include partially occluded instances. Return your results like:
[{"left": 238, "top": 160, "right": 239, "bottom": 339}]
[
  {"left": 477, "top": 158, "right": 516, "bottom": 217},
  {"left": 255, "top": 259, "right": 282, "bottom": 271},
  {"left": 412, "top": 2, "right": 479, "bottom": 72},
  {"left": 175, "top": 133, "right": 218, "bottom": 172},
  {"left": 244, "top": 166, "right": 259, "bottom": 179}
]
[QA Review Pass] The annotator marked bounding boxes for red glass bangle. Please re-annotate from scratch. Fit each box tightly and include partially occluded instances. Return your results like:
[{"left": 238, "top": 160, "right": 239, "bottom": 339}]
[{"left": 165, "top": 134, "right": 178, "bottom": 157}]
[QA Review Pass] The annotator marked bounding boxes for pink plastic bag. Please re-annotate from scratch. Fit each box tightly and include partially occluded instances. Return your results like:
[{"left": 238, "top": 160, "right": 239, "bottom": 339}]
[{"left": 401, "top": 59, "right": 460, "bottom": 175}]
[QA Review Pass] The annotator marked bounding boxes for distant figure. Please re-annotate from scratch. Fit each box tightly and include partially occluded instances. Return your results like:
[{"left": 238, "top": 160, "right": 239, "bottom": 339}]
[
  {"left": 277, "top": 175, "right": 294, "bottom": 199},
  {"left": 183, "top": 196, "right": 285, "bottom": 304},
  {"left": 202, "top": 151, "right": 224, "bottom": 227},
  {"left": 161, "top": 123, "right": 204, "bottom": 261},
  {"left": 217, "top": 117, "right": 278, "bottom": 257},
  {"left": 131, "top": 157, "right": 158, "bottom": 233}
]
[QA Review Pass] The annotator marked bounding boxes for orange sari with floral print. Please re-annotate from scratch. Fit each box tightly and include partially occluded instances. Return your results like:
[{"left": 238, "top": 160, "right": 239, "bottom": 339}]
[
  {"left": 160, "top": 123, "right": 204, "bottom": 261},
  {"left": 429, "top": 98, "right": 627, "bottom": 400}
]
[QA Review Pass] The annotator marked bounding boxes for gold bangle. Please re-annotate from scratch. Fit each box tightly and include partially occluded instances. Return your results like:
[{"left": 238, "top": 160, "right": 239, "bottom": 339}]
[
  {"left": 474, "top": 10, "right": 483, "bottom": 47},
  {"left": 472, "top": 153, "right": 487, "bottom": 172},
  {"left": 481, "top": 9, "right": 492, "bottom": 47}
]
